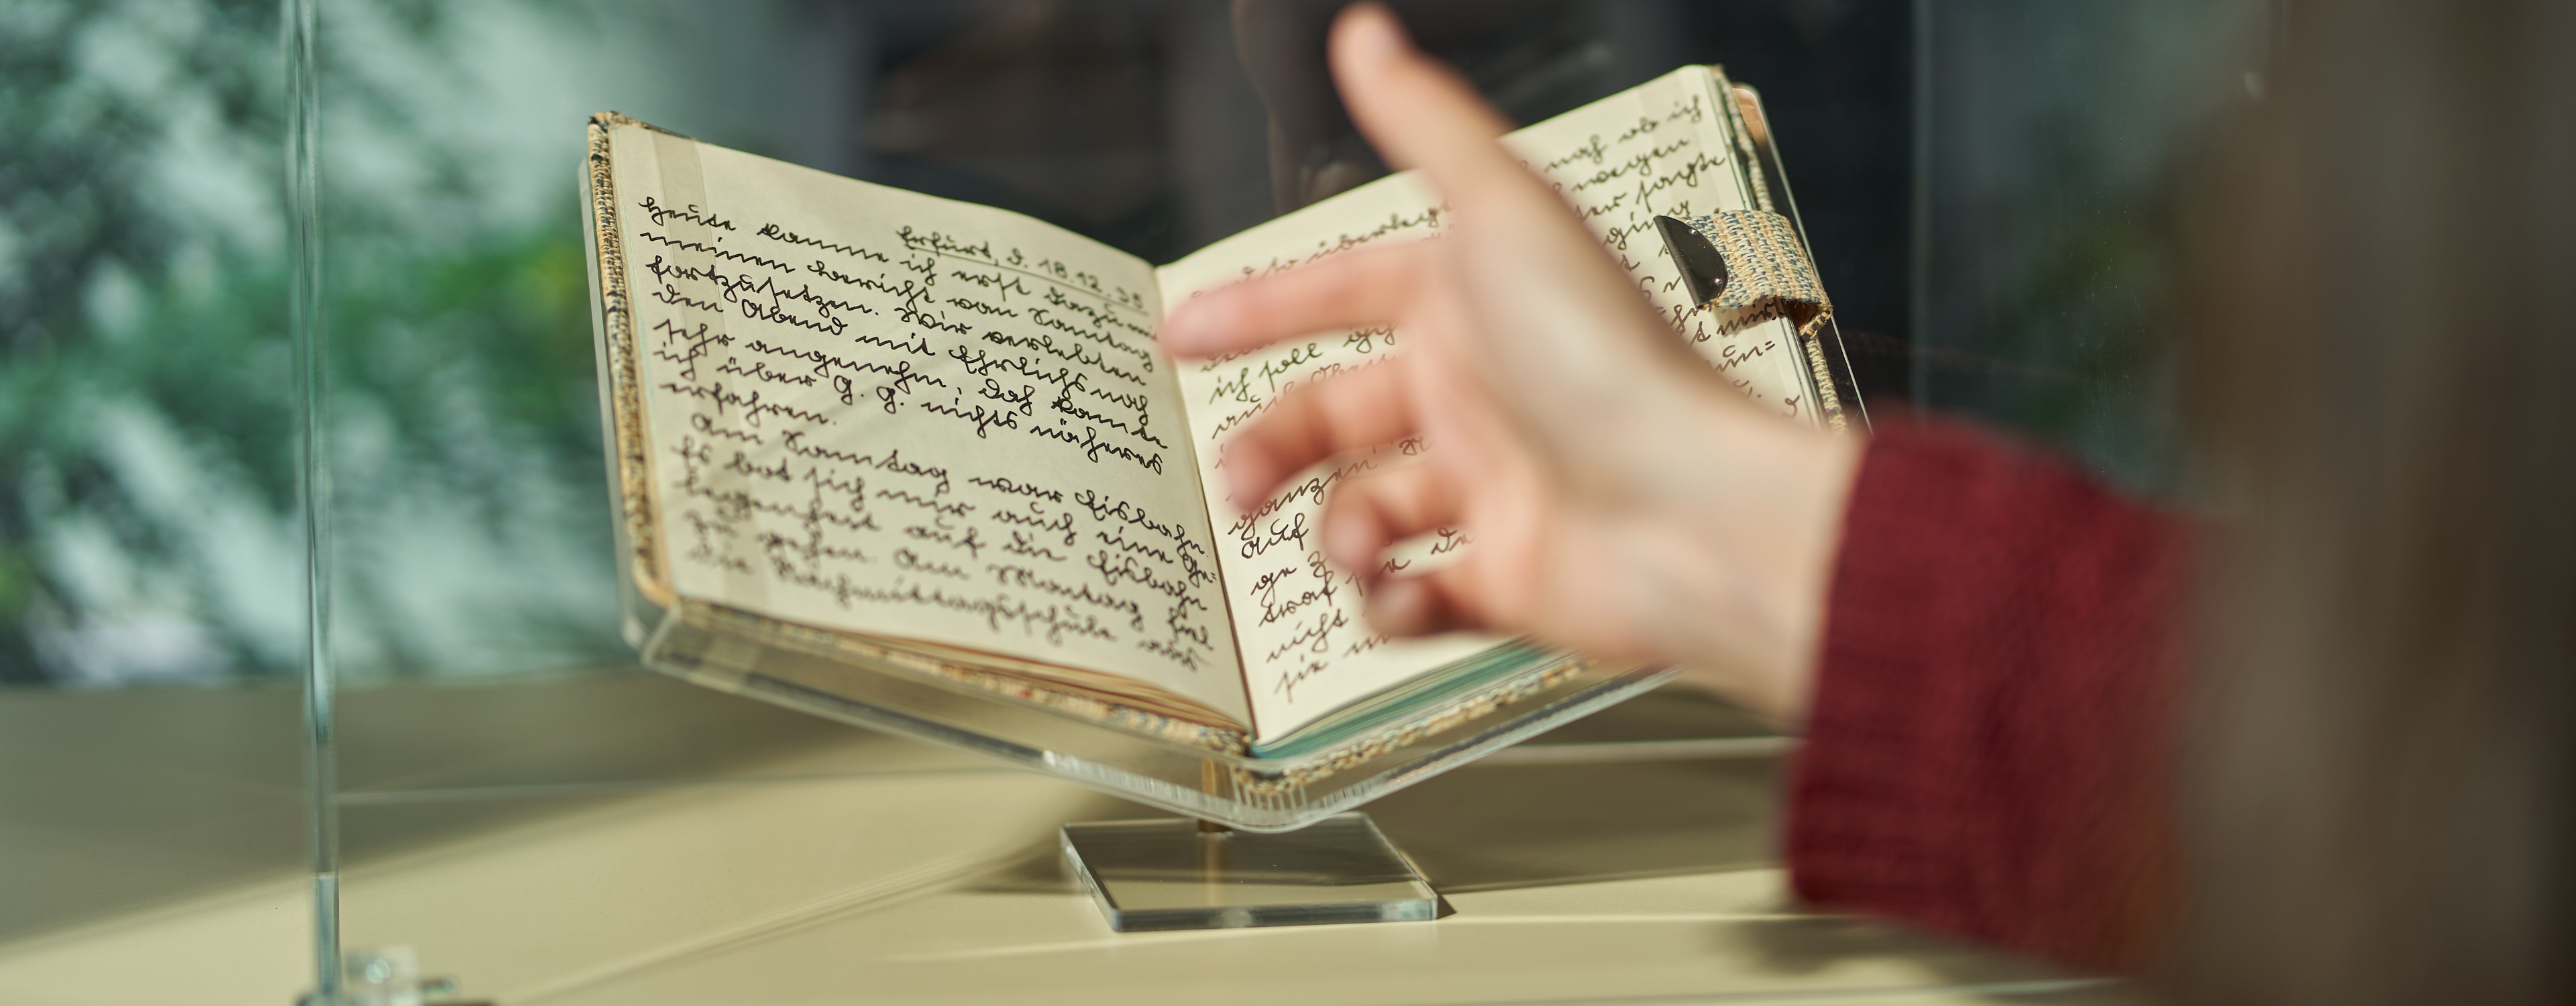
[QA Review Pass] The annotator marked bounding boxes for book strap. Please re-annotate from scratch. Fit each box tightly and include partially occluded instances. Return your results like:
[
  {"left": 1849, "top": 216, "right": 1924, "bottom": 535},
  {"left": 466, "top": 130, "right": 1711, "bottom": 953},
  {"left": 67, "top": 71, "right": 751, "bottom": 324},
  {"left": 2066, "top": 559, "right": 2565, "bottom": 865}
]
[
  {"left": 1665, "top": 210, "right": 1835, "bottom": 342},
  {"left": 1655, "top": 210, "right": 1850, "bottom": 431}
]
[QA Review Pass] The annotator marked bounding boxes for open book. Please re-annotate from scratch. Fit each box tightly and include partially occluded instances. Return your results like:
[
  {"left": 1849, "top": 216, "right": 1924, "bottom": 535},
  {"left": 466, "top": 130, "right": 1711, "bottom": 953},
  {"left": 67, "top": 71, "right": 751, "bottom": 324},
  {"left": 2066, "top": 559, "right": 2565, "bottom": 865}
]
[{"left": 585, "top": 66, "right": 1856, "bottom": 756}]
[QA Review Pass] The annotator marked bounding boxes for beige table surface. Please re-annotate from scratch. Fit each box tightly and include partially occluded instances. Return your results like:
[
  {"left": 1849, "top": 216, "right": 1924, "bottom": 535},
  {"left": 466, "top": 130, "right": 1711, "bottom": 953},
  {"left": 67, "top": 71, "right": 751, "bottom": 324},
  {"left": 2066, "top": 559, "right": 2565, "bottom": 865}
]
[{"left": 0, "top": 675, "right": 2133, "bottom": 1006}]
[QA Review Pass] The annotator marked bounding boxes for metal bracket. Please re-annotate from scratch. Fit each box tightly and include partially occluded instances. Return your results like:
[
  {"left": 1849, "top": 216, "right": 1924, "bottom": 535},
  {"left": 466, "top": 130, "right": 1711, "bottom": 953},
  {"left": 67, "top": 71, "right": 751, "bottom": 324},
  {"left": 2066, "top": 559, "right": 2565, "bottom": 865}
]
[{"left": 299, "top": 948, "right": 486, "bottom": 1006}]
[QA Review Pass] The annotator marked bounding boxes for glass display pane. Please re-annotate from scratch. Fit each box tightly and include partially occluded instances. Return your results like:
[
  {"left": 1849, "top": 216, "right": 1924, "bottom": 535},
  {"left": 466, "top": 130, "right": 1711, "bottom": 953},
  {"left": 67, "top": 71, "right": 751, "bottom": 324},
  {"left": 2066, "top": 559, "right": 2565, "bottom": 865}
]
[
  {"left": 0, "top": 2, "right": 311, "bottom": 1003},
  {"left": 1914, "top": 0, "right": 2266, "bottom": 493},
  {"left": 4, "top": 0, "right": 2250, "bottom": 1001},
  {"left": 294, "top": 1, "right": 1926, "bottom": 999}
]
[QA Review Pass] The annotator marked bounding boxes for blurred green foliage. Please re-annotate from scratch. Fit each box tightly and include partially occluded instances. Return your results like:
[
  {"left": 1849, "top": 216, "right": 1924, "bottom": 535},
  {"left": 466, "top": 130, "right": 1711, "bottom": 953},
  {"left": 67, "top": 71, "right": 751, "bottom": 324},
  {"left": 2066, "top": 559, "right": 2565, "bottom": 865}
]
[
  {"left": 1, "top": 0, "right": 622, "bottom": 685},
  {"left": 2, "top": 0, "right": 292, "bottom": 683}
]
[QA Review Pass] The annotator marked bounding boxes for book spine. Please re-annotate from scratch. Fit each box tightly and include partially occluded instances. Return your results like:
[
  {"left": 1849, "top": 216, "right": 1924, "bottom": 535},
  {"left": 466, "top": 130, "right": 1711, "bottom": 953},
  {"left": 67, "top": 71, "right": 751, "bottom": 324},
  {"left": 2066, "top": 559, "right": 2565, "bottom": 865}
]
[
  {"left": 587, "top": 113, "right": 676, "bottom": 604},
  {"left": 1709, "top": 74, "right": 1862, "bottom": 434}
]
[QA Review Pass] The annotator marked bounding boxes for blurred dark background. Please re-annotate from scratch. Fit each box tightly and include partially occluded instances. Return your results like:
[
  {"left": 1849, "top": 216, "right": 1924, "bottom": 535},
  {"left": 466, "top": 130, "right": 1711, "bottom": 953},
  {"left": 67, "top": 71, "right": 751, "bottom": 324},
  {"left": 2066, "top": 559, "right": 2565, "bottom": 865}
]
[
  {"left": 0, "top": 0, "right": 2255, "bottom": 689},
  {"left": 841, "top": 0, "right": 1917, "bottom": 412}
]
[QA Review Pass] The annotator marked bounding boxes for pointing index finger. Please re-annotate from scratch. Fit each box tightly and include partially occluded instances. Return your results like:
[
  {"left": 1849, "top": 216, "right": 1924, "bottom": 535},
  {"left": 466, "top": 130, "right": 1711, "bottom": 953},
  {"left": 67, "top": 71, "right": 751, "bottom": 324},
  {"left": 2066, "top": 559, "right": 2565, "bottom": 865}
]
[{"left": 1159, "top": 239, "right": 1426, "bottom": 359}]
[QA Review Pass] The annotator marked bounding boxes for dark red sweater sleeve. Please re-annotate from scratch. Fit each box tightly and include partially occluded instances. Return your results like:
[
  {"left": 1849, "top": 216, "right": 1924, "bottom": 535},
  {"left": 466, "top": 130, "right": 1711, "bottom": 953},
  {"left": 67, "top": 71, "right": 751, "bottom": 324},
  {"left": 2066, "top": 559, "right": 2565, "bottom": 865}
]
[{"left": 1787, "top": 418, "right": 2187, "bottom": 974}]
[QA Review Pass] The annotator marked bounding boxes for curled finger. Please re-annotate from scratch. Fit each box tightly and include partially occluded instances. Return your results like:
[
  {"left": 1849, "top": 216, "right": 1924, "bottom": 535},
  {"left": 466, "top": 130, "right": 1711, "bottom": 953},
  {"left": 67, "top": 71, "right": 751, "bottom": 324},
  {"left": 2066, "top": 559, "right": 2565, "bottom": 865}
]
[
  {"left": 1319, "top": 459, "right": 1459, "bottom": 579},
  {"left": 1362, "top": 556, "right": 1499, "bottom": 639},
  {"left": 1222, "top": 359, "right": 1415, "bottom": 505}
]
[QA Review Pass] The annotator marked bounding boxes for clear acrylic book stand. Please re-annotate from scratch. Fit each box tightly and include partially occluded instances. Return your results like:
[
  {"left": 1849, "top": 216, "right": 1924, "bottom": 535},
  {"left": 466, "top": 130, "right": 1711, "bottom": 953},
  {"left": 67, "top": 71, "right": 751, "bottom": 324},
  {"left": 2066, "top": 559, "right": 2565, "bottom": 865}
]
[{"left": 631, "top": 594, "right": 1672, "bottom": 931}]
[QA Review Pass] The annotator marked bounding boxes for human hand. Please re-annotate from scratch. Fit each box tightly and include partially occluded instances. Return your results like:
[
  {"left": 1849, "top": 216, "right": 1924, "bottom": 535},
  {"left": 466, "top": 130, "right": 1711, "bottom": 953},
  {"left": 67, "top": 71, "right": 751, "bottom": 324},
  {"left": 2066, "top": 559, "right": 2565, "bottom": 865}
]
[{"left": 1160, "top": 3, "right": 1861, "bottom": 724}]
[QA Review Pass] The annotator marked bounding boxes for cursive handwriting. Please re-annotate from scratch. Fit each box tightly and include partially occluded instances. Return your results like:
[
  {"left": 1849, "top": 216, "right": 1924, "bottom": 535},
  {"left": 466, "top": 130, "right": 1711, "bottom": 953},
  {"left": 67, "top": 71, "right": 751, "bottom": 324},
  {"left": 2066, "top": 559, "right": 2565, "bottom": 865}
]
[{"left": 633, "top": 180, "right": 1231, "bottom": 689}]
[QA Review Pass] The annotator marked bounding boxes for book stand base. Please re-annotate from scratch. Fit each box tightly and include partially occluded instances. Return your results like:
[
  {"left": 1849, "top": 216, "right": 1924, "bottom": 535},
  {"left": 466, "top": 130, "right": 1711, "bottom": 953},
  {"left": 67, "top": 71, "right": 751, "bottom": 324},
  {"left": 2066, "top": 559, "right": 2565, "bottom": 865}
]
[{"left": 1062, "top": 814, "right": 1437, "bottom": 932}]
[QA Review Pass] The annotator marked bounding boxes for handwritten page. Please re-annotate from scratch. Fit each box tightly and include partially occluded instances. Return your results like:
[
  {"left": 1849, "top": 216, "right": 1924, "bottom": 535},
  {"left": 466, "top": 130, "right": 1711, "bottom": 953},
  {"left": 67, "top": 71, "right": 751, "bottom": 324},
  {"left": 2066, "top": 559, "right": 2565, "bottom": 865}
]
[
  {"left": 607, "top": 125, "right": 1248, "bottom": 724},
  {"left": 1161, "top": 67, "right": 1811, "bottom": 738}
]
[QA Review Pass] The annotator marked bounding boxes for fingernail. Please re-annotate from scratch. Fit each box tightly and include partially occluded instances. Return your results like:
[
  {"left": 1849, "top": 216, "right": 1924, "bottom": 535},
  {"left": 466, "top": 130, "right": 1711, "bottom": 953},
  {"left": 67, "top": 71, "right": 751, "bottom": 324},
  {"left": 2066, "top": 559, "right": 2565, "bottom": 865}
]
[{"left": 1340, "top": 3, "right": 1405, "bottom": 63}]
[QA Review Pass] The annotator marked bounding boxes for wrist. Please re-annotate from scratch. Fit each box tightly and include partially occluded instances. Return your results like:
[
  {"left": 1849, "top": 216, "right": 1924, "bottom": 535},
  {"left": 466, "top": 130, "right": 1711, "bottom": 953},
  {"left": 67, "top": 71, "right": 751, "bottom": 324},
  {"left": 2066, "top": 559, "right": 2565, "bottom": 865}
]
[{"left": 1652, "top": 400, "right": 1864, "bottom": 727}]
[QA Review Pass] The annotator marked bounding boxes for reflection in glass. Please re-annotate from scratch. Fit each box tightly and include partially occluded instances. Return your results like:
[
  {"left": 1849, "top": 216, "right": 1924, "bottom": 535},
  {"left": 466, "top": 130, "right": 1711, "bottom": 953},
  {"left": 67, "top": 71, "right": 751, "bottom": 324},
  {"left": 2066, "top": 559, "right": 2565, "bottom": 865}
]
[
  {"left": 5, "top": 0, "right": 2254, "bottom": 689},
  {"left": 9, "top": 0, "right": 1931, "bottom": 690}
]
